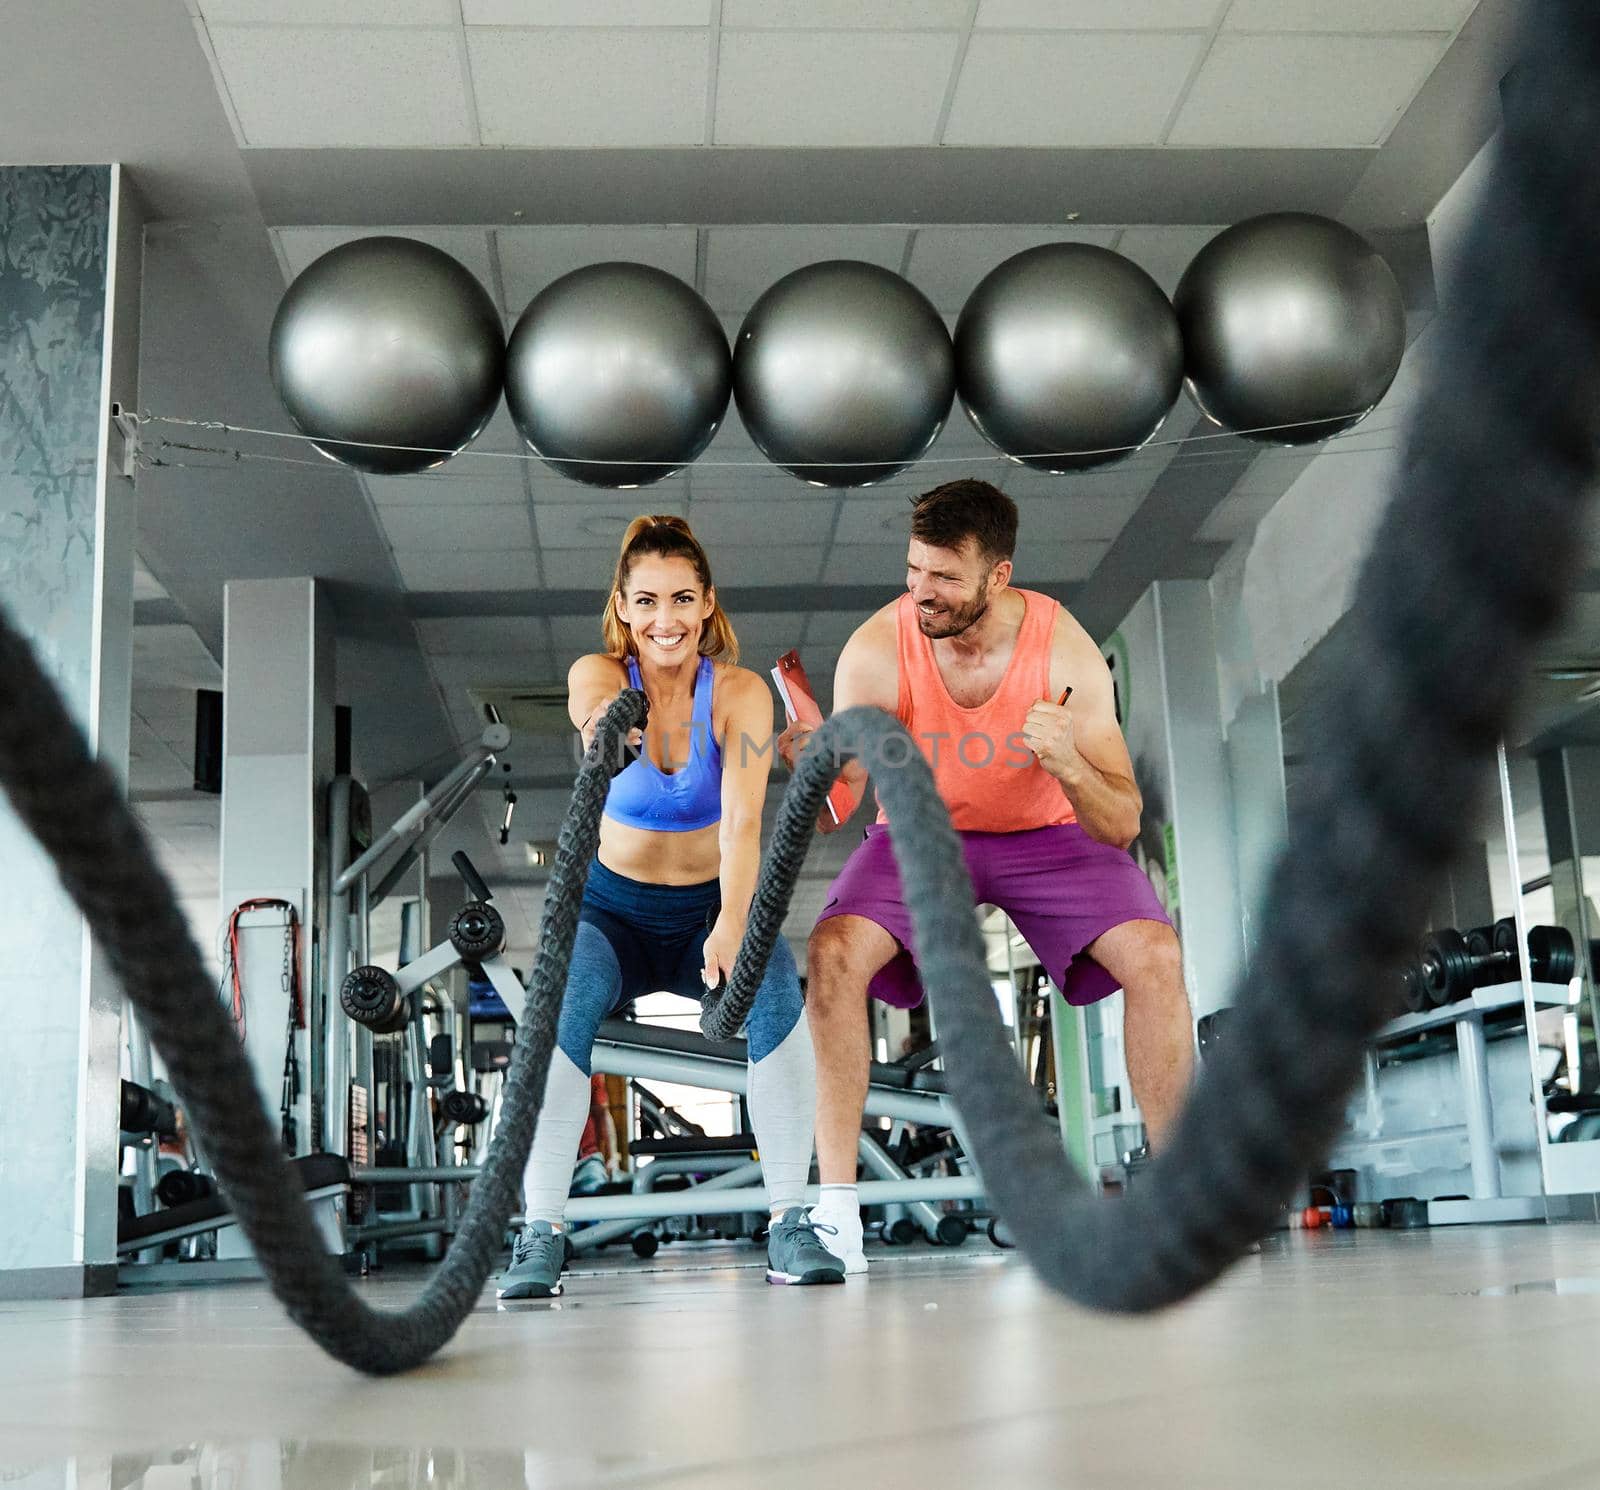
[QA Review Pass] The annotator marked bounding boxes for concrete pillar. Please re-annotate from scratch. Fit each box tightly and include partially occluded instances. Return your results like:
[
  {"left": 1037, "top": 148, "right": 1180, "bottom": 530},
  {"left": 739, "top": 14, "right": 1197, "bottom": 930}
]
[
  {"left": 218, "top": 578, "right": 334, "bottom": 1164},
  {"left": 1107, "top": 581, "right": 1246, "bottom": 1023},
  {"left": 1211, "top": 547, "right": 1288, "bottom": 978},
  {"left": 0, "top": 165, "right": 141, "bottom": 1298}
]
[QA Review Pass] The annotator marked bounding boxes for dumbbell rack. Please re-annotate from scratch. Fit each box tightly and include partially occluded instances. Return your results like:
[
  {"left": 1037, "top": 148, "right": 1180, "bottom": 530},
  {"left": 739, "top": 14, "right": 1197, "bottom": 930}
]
[
  {"left": 1358, "top": 981, "right": 1572, "bottom": 1224},
  {"left": 337, "top": 849, "right": 523, "bottom": 1247}
]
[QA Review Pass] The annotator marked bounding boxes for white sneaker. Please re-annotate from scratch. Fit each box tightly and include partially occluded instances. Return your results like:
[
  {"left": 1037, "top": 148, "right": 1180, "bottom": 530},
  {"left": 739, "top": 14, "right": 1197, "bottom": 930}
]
[{"left": 808, "top": 1202, "right": 867, "bottom": 1275}]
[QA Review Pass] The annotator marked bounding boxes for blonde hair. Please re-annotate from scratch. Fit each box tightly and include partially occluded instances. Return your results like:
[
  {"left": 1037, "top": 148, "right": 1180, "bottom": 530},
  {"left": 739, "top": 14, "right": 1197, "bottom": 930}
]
[{"left": 601, "top": 514, "right": 739, "bottom": 664}]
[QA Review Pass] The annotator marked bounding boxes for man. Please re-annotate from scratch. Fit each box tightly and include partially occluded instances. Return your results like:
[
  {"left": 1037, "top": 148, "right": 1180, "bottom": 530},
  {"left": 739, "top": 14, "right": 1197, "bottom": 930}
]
[{"left": 782, "top": 479, "right": 1194, "bottom": 1274}]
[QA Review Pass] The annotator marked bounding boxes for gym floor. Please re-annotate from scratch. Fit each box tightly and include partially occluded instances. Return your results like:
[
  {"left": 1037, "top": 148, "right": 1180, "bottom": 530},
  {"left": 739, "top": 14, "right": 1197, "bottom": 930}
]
[{"left": 2, "top": 1225, "right": 1598, "bottom": 1487}]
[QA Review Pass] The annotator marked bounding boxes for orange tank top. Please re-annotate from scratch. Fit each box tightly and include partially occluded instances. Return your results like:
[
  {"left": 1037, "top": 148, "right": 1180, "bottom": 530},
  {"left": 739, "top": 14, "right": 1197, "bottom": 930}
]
[{"left": 876, "top": 588, "right": 1076, "bottom": 833}]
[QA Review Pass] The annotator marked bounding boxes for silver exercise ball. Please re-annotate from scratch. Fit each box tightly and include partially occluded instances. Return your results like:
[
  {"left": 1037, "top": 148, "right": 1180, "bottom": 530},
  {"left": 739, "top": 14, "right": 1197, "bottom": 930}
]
[
  {"left": 268, "top": 236, "right": 505, "bottom": 475},
  {"left": 504, "top": 263, "right": 730, "bottom": 488},
  {"left": 955, "top": 244, "right": 1182, "bottom": 473},
  {"left": 733, "top": 261, "right": 954, "bottom": 487},
  {"left": 1173, "top": 213, "right": 1406, "bottom": 444}
]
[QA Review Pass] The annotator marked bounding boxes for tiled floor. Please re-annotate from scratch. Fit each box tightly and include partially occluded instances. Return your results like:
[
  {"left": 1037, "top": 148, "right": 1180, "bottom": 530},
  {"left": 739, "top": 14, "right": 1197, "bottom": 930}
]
[{"left": 5, "top": 1225, "right": 1600, "bottom": 1488}]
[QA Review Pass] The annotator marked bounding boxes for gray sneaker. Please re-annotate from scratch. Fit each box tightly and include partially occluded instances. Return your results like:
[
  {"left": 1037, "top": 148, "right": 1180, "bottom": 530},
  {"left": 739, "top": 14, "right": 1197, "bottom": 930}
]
[
  {"left": 766, "top": 1207, "right": 847, "bottom": 1286},
  {"left": 498, "top": 1220, "right": 568, "bottom": 1299}
]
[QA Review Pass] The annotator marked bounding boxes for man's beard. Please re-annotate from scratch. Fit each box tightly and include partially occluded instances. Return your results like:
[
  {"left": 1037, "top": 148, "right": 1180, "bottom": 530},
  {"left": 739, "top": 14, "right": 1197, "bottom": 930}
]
[{"left": 916, "top": 583, "right": 991, "bottom": 639}]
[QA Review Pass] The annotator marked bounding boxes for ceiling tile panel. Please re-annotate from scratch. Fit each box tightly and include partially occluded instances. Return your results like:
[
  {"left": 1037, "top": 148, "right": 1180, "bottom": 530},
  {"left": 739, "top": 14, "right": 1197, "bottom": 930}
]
[
  {"left": 549, "top": 612, "right": 611, "bottom": 656},
  {"left": 526, "top": 471, "right": 691, "bottom": 504},
  {"left": 199, "top": 0, "right": 457, "bottom": 22},
  {"left": 920, "top": 413, "right": 1000, "bottom": 459},
  {"left": 363, "top": 469, "right": 530, "bottom": 507},
  {"left": 1168, "top": 34, "right": 1448, "bottom": 147},
  {"left": 1009, "top": 540, "right": 1108, "bottom": 583},
  {"left": 804, "top": 610, "right": 874, "bottom": 647},
  {"left": 722, "top": 612, "right": 812, "bottom": 651},
  {"left": 468, "top": 29, "right": 709, "bottom": 146},
  {"left": 470, "top": 403, "right": 526, "bottom": 454},
  {"left": 562, "top": 542, "right": 822, "bottom": 589},
  {"left": 687, "top": 468, "right": 834, "bottom": 503},
  {"left": 541, "top": 546, "right": 645, "bottom": 589},
  {"left": 830, "top": 496, "right": 923, "bottom": 549},
  {"left": 1011, "top": 499, "right": 1139, "bottom": 550},
  {"left": 831, "top": 491, "right": 1137, "bottom": 547},
  {"left": 945, "top": 32, "right": 1205, "bottom": 146},
  {"left": 993, "top": 460, "right": 1170, "bottom": 501},
  {"left": 1223, "top": 0, "right": 1476, "bottom": 33},
  {"left": 133, "top": 626, "right": 223, "bottom": 689},
  {"left": 464, "top": 0, "right": 712, "bottom": 22},
  {"left": 975, "top": 0, "right": 1222, "bottom": 26},
  {"left": 710, "top": 544, "right": 826, "bottom": 585},
  {"left": 536, "top": 498, "right": 690, "bottom": 549},
  {"left": 714, "top": 31, "right": 960, "bottom": 147},
  {"left": 426, "top": 650, "right": 559, "bottom": 686},
  {"left": 379, "top": 503, "right": 534, "bottom": 551},
  {"left": 133, "top": 687, "right": 198, "bottom": 731},
  {"left": 819, "top": 543, "right": 922, "bottom": 587},
  {"left": 684, "top": 497, "right": 839, "bottom": 547},
  {"left": 1114, "top": 225, "right": 1227, "bottom": 296},
  {"left": 394, "top": 550, "right": 541, "bottom": 590},
  {"left": 416, "top": 617, "right": 552, "bottom": 655},
  {"left": 825, "top": 532, "right": 1106, "bottom": 587},
  {"left": 207, "top": 27, "right": 472, "bottom": 147},
  {"left": 723, "top": 0, "right": 970, "bottom": 26}
]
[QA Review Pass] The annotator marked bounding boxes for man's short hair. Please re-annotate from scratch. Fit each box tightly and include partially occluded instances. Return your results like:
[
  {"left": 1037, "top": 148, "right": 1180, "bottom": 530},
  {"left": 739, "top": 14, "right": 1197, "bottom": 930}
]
[{"left": 909, "top": 479, "right": 1019, "bottom": 564}]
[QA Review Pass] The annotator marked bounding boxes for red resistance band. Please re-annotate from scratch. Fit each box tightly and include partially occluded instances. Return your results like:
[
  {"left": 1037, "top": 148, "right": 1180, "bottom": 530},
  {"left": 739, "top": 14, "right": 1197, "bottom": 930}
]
[{"left": 225, "top": 898, "right": 305, "bottom": 1044}]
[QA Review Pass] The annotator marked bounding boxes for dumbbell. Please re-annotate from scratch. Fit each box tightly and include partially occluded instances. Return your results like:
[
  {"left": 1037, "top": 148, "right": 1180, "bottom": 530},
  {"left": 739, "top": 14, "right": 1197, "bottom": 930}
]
[
  {"left": 120, "top": 1079, "right": 178, "bottom": 1139},
  {"left": 340, "top": 964, "right": 412, "bottom": 1034},
  {"left": 156, "top": 1170, "right": 216, "bottom": 1208},
  {"left": 1505, "top": 921, "right": 1579, "bottom": 987},
  {"left": 1399, "top": 961, "right": 1428, "bottom": 1014},
  {"left": 448, "top": 901, "right": 506, "bottom": 962},
  {"left": 440, "top": 1089, "right": 489, "bottom": 1126},
  {"left": 1418, "top": 922, "right": 1577, "bottom": 1006}
]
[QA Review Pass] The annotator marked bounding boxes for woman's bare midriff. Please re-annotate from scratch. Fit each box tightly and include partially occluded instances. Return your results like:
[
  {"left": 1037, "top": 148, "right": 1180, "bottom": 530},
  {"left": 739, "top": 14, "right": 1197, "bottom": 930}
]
[{"left": 597, "top": 818, "right": 721, "bottom": 887}]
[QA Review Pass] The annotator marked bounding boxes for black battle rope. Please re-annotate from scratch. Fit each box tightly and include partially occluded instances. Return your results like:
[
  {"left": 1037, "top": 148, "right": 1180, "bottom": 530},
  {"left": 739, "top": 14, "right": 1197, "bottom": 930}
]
[
  {"left": 0, "top": 643, "right": 647, "bottom": 1376},
  {"left": 0, "top": 0, "right": 1596, "bottom": 1363}
]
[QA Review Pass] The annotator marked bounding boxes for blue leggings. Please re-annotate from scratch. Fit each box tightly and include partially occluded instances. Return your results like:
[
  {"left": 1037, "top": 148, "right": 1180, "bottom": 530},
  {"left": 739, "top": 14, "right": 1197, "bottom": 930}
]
[
  {"left": 556, "top": 859, "right": 802, "bottom": 1067},
  {"left": 521, "top": 860, "right": 814, "bottom": 1223}
]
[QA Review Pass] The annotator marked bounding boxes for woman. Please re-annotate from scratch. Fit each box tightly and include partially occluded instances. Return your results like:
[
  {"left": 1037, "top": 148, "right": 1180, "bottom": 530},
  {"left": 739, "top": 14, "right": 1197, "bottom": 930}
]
[{"left": 499, "top": 515, "right": 842, "bottom": 1297}]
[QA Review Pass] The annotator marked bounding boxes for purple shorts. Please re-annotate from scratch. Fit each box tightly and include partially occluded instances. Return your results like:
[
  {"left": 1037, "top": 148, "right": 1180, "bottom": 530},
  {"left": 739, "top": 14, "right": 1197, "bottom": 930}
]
[{"left": 816, "top": 822, "right": 1171, "bottom": 1009}]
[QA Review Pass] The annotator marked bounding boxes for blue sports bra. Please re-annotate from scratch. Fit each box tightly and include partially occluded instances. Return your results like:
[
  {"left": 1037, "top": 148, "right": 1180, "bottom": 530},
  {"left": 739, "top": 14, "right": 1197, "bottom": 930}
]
[{"left": 602, "top": 655, "right": 722, "bottom": 833}]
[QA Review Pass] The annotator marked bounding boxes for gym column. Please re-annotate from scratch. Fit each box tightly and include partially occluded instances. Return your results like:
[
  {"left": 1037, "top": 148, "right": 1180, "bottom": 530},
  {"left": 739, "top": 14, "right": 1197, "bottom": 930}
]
[
  {"left": 0, "top": 165, "right": 142, "bottom": 1299},
  {"left": 218, "top": 578, "right": 334, "bottom": 1185}
]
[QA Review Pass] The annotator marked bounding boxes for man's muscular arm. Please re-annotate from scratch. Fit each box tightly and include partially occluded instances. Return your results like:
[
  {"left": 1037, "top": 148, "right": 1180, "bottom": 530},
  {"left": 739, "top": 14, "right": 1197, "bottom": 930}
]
[{"left": 1022, "top": 617, "right": 1142, "bottom": 850}]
